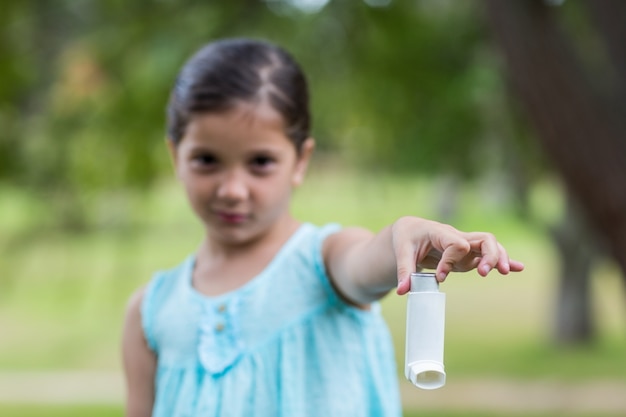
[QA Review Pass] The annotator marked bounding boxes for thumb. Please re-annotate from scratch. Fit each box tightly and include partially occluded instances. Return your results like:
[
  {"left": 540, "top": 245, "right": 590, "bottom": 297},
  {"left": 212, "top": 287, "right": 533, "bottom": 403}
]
[
  {"left": 395, "top": 242, "right": 416, "bottom": 295},
  {"left": 396, "top": 276, "right": 412, "bottom": 295}
]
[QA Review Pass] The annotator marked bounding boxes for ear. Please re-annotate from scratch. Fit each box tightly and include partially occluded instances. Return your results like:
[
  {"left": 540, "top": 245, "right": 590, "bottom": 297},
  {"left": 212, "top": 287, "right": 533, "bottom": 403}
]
[
  {"left": 292, "top": 138, "right": 315, "bottom": 187},
  {"left": 166, "top": 139, "right": 179, "bottom": 175}
]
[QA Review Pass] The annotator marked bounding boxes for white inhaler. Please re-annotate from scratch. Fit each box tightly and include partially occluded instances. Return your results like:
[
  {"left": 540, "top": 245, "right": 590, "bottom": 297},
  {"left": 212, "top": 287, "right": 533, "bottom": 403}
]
[{"left": 404, "top": 272, "right": 446, "bottom": 390}]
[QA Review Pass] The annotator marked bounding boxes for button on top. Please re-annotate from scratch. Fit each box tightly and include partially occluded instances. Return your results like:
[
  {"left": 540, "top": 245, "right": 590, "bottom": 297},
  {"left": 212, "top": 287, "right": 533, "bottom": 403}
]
[{"left": 217, "top": 304, "right": 227, "bottom": 313}]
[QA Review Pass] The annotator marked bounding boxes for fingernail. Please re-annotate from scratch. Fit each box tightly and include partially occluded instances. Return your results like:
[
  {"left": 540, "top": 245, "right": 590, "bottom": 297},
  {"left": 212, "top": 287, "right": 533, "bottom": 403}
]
[
  {"left": 481, "top": 265, "right": 492, "bottom": 275},
  {"left": 438, "top": 272, "right": 447, "bottom": 281}
]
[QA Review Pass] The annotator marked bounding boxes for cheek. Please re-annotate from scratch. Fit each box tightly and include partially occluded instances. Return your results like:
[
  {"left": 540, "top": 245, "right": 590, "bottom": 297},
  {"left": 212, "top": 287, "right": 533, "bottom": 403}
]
[
  {"left": 182, "top": 177, "right": 212, "bottom": 208},
  {"left": 183, "top": 184, "right": 204, "bottom": 212},
  {"left": 254, "top": 176, "right": 293, "bottom": 203}
]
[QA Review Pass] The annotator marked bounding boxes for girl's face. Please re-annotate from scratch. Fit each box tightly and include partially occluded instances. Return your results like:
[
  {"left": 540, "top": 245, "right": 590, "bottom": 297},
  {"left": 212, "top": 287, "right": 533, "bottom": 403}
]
[{"left": 169, "top": 101, "right": 314, "bottom": 247}]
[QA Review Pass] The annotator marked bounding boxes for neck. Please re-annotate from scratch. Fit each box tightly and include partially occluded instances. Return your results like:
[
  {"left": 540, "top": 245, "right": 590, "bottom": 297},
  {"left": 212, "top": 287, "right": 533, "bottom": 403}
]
[
  {"left": 201, "top": 216, "right": 300, "bottom": 260},
  {"left": 191, "top": 216, "right": 301, "bottom": 296}
]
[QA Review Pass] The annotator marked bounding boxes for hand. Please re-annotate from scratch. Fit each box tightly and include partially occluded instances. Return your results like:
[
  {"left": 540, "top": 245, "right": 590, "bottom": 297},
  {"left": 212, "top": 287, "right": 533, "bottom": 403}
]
[{"left": 392, "top": 217, "right": 525, "bottom": 295}]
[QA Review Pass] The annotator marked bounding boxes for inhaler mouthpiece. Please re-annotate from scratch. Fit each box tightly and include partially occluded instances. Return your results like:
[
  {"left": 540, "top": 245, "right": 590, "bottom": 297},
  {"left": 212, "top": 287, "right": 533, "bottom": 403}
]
[
  {"left": 407, "top": 360, "right": 446, "bottom": 390},
  {"left": 404, "top": 273, "right": 446, "bottom": 390}
]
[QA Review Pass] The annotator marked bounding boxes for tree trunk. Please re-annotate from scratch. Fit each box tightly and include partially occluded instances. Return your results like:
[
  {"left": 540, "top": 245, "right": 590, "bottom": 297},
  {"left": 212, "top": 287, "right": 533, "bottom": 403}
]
[
  {"left": 484, "top": 0, "right": 626, "bottom": 277},
  {"left": 484, "top": 0, "right": 626, "bottom": 344},
  {"left": 551, "top": 195, "right": 597, "bottom": 344}
]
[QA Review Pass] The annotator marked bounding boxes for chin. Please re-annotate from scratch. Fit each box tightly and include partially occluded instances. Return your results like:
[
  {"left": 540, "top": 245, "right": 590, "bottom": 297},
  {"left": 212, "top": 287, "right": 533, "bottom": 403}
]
[{"left": 211, "top": 225, "right": 262, "bottom": 246}]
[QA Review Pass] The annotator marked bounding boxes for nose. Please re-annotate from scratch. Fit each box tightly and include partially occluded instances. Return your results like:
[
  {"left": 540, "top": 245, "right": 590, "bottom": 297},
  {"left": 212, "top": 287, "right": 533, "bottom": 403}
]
[{"left": 216, "top": 169, "right": 249, "bottom": 202}]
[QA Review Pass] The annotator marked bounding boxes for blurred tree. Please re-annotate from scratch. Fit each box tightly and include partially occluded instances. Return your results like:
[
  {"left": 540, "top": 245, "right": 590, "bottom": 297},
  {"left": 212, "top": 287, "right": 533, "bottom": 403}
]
[
  {"left": 485, "top": 0, "right": 626, "bottom": 344},
  {"left": 8, "top": 0, "right": 617, "bottom": 347},
  {"left": 0, "top": 0, "right": 272, "bottom": 229},
  {"left": 316, "top": 2, "right": 485, "bottom": 176},
  {"left": 0, "top": 0, "right": 497, "bottom": 231}
]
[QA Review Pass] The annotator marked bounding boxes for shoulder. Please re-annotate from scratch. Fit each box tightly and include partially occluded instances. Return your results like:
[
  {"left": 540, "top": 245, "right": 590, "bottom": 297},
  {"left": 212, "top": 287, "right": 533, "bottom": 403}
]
[
  {"left": 142, "top": 257, "right": 193, "bottom": 308},
  {"left": 301, "top": 222, "right": 342, "bottom": 241},
  {"left": 123, "top": 286, "right": 148, "bottom": 344},
  {"left": 322, "top": 226, "right": 374, "bottom": 259},
  {"left": 122, "top": 286, "right": 148, "bottom": 352},
  {"left": 124, "top": 286, "right": 146, "bottom": 323},
  {"left": 128, "top": 258, "right": 193, "bottom": 351},
  {"left": 288, "top": 222, "right": 343, "bottom": 266}
]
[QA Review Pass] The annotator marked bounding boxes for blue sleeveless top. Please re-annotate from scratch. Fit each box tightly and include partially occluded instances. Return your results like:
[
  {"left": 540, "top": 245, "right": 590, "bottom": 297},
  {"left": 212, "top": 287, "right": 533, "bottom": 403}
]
[{"left": 141, "top": 223, "right": 401, "bottom": 417}]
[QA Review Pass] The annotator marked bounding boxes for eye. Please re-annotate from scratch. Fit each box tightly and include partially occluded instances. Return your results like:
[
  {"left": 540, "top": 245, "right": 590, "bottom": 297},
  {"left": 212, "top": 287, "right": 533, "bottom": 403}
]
[
  {"left": 250, "top": 155, "right": 276, "bottom": 173},
  {"left": 191, "top": 153, "right": 218, "bottom": 170}
]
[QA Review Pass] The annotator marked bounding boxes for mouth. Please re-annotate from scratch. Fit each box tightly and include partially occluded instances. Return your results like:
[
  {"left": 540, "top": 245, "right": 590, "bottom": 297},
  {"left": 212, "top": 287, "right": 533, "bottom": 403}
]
[{"left": 215, "top": 210, "right": 248, "bottom": 225}]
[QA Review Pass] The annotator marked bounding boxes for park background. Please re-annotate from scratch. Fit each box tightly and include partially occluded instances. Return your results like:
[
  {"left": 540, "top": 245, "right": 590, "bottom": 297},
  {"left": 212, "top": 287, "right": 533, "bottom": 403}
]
[{"left": 1, "top": 1, "right": 625, "bottom": 416}]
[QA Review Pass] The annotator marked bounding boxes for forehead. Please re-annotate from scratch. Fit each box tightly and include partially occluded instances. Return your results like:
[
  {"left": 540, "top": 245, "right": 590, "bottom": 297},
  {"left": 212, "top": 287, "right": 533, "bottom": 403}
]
[{"left": 181, "top": 101, "right": 291, "bottom": 148}]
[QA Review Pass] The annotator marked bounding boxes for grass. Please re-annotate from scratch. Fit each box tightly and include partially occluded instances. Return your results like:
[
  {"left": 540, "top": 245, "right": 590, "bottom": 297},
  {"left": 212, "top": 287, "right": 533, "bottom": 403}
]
[
  {"left": 0, "top": 405, "right": 123, "bottom": 417},
  {"left": 0, "top": 405, "right": 621, "bottom": 417},
  {"left": 0, "top": 164, "right": 625, "bottom": 413},
  {"left": 405, "top": 413, "right": 624, "bottom": 417}
]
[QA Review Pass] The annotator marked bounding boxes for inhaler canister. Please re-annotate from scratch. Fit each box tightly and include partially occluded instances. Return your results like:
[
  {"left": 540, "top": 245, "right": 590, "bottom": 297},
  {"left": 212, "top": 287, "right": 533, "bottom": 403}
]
[{"left": 404, "top": 272, "right": 446, "bottom": 390}]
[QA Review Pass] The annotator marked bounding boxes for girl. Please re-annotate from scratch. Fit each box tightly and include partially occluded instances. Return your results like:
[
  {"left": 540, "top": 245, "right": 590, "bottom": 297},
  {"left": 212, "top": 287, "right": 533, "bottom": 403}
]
[{"left": 122, "top": 38, "right": 524, "bottom": 417}]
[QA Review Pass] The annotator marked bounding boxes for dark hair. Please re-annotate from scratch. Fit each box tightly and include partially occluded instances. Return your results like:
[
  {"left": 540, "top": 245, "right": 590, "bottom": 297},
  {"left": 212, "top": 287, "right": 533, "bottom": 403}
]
[{"left": 166, "top": 38, "right": 310, "bottom": 151}]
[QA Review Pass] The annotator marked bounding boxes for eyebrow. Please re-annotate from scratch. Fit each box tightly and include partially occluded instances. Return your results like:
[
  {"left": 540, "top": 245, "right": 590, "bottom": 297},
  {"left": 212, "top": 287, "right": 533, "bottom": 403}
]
[
  {"left": 186, "top": 145, "right": 214, "bottom": 154},
  {"left": 184, "top": 144, "right": 286, "bottom": 157},
  {"left": 249, "top": 147, "right": 283, "bottom": 154}
]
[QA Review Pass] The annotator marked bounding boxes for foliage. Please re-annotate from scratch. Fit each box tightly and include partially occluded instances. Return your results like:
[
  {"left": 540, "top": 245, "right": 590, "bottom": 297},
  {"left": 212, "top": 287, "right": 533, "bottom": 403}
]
[{"left": 0, "top": 0, "right": 523, "bottom": 229}]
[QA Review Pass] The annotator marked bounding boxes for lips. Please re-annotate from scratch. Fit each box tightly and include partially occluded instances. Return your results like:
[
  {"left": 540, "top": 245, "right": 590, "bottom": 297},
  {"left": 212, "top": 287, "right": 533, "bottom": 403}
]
[{"left": 215, "top": 210, "right": 248, "bottom": 224}]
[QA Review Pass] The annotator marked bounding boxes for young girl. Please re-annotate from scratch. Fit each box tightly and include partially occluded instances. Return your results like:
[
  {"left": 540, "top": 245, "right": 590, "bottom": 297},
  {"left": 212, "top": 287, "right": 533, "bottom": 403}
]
[{"left": 122, "top": 38, "right": 524, "bottom": 417}]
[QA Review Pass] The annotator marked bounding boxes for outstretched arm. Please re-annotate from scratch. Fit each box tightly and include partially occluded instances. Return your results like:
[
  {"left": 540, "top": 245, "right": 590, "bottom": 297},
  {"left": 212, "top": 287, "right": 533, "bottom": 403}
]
[
  {"left": 122, "top": 288, "right": 157, "bottom": 417},
  {"left": 323, "top": 216, "right": 524, "bottom": 306}
]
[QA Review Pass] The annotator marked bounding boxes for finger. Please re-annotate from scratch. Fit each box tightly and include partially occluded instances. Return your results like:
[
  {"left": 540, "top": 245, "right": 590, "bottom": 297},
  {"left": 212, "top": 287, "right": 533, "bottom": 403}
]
[
  {"left": 509, "top": 260, "right": 525, "bottom": 272},
  {"left": 467, "top": 256, "right": 482, "bottom": 271},
  {"left": 436, "top": 239, "right": 471, "bottom": 281},
  {"left": 468, "top": 232, "right": 500, "bottom": 276},
  {"left": 419, "top": 253, "right": 442, "bottom": 270},
  {"left": 494, "top": 242, "right": 511, "bottom": 275}
]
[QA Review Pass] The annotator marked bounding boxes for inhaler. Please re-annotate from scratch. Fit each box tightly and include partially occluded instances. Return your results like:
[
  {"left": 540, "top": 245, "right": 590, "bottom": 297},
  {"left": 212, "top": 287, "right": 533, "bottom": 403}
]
[{"left": 404, "top": 272, "right": 446, "bottom": 390}]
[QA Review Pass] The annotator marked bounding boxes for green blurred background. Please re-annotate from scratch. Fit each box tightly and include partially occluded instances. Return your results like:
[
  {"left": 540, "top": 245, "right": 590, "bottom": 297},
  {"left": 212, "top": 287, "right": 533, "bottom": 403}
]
[{"left": 1, "top": 1, "right": 625, "bottom": 416}]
